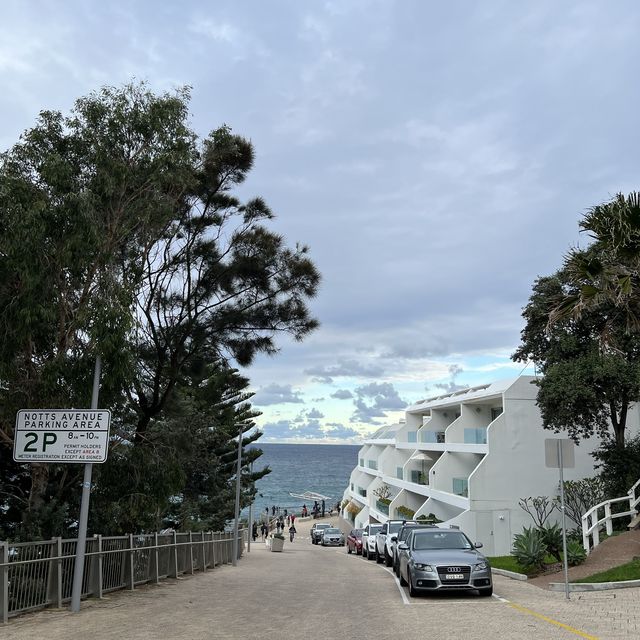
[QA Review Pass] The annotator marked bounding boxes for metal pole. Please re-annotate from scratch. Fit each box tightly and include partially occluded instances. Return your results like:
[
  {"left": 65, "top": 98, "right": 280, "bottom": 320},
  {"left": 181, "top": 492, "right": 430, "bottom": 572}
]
[
  {"left": 71, "top": 356, "right": 102, "bottom": 613},
  {"left": 232, "top": 423, "right": 242, "bottom": 566},
  {"left": 247, "top": 461, "right": 253, "bottom": 553},
  {"left": 558, "top": 440, "right": 570, "bottom": 600}
]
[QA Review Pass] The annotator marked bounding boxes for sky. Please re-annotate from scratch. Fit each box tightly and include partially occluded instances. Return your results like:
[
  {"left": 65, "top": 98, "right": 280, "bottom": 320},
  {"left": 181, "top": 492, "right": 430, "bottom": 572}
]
[{"left": 1, "top": 1, "right": 639, "bottom": 444}]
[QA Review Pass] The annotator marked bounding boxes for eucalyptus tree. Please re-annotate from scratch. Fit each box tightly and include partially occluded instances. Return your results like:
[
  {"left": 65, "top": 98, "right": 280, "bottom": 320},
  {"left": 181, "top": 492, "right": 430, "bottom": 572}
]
[{"left": 0, "top": 83, "right": 319, "bottom": 539}]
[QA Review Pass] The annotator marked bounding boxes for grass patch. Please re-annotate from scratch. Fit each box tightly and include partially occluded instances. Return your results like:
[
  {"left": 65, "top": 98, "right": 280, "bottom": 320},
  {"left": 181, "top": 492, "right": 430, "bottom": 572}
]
[
  {"left": 488, "top": 555, "right": 559, "bottom": 577},
  {"left": 574, "top": 558, "right": 640, "bottom": 583}
]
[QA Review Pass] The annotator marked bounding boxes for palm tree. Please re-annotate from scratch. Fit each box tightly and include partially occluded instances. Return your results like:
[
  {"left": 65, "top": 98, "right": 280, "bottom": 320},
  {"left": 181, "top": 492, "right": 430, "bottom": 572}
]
[{"left": 549, "top": 192, "right": 640, "bottom": 347}]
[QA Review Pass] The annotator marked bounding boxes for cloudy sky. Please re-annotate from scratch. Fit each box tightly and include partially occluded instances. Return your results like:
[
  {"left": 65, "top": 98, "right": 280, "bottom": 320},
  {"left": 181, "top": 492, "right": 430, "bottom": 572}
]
[{"left": 2, "top": 1, "right": 639, "bottom": 443}]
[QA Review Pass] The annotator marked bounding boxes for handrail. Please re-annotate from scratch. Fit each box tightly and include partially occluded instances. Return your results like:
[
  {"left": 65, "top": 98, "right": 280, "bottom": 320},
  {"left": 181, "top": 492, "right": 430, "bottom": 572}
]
[{"left": 582, "top": 480, "right": 640, "bottom": 553}]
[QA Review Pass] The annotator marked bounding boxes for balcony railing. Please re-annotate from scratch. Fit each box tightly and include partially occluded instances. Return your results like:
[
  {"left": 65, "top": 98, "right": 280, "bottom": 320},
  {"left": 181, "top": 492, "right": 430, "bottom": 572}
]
[
  {"left": 421, "top": 430, "right": 445, "bottom": 443},
  {"left": 407, "top": 431, "right": 417, "bottom": 443},
  {"left": 463, "top": 428, "right": 487, "bottom": 444},
  {"left": 452, "top": 477, "right": 469, "bottom": 497},
  {"left": 376, "top": 500, "right": 390, "bottom": 515}
]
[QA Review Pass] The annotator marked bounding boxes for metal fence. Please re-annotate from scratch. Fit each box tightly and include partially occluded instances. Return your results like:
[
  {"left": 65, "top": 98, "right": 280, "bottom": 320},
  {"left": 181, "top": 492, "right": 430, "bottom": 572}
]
[{"left": 0, "top": 529, "right": 246, "bottom": 623}]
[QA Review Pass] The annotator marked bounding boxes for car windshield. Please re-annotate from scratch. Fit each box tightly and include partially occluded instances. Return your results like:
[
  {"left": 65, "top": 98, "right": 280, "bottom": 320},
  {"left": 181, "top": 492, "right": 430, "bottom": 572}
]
[
  {"left": 352, "top": 530, "right": 362, "bottom": 537},
  {"left": 316, "top": 524, "right": 330, "bottom": 529},
  {"left": 388, "top": 522, "right": 402, "bottom": 534},
  {"left": 369, "top": 525, "right": 382, "bottom": 534},
  {"left": 324, "top": 528, "right": 340, "bottom": 534},
  {"left": 412, "top": 531, "right": 472, "bottom": 550}
]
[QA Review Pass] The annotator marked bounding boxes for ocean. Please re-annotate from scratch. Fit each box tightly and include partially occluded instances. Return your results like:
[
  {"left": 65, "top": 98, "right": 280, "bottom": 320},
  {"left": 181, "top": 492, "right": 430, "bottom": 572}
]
[{"left": 242, "top": 443, "right": 360, "bottom": 519}]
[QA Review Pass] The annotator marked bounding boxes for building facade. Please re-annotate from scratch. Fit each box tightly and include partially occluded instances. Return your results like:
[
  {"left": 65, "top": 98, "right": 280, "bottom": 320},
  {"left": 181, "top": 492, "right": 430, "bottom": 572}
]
[{"left": 342, "top": 376, "right": 638, "bottom": 556}]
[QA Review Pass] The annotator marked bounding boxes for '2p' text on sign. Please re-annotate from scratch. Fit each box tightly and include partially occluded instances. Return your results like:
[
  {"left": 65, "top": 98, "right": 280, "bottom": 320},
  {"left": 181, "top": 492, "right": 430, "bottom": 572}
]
[{"left": 13, "top": 410, "right": 111, "bottom": 463}]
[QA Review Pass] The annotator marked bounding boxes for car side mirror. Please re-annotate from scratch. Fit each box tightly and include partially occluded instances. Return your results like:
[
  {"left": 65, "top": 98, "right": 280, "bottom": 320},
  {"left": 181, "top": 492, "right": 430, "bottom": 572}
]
[
  {"left": 474, "top": 542, "right": 483, "bottom": 549},
  {"left": 398, "top": 543, "right": 409, "bottom": 550},
  {"left": 390, "top": 535, "right": 397, "bottom": 542}
]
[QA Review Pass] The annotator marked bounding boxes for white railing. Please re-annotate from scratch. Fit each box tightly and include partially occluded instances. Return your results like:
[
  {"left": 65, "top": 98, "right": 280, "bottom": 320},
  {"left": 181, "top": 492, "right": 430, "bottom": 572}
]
[{"left": 582, "top": 478, "right": 640, "bottom": 553}]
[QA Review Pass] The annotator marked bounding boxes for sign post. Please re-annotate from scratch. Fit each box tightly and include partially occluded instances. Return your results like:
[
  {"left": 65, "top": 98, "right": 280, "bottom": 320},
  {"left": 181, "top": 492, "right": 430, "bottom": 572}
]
[
  {"left": 232, "top": 423, "right": 243, "bottom": 567},
  {"left": 544, "top": 438, "right": 575, "bottom": 600},
  {"left": 12, "top": 357, "right": 109, "bottom": 613}
]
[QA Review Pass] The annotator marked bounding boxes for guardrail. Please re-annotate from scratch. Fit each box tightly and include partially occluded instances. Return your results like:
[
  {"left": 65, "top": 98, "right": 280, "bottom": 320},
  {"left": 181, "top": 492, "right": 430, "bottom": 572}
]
[
  {"left": 0, "top": 529, "right": 246, "bottom": 623},
  {"left": 582, "top": 478, "right": 640, "bottom": 553}
]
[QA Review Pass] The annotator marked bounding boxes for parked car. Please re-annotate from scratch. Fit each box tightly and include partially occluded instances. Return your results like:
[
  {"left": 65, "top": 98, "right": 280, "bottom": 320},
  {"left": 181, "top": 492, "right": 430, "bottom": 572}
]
[
  {"left": 397, "top": 528, "right": 493, "bottom": 597},
  {"left": 321, "top": 527, "right": 345, "bottom": 546},
  {"left": 310, "top": 522, "right": 332, "bottom": 544},
  {"left": 346, "top": 529, "right": 363, "bottom": 554},
  {"left": 391, "top": 523, "right": 436, "bottom": 575},
  {"left": 361, "top": 523, "right": 383, "bottom": 560},
  {"left": 375, "top": 520, "right": 412, "bottom": 566}
]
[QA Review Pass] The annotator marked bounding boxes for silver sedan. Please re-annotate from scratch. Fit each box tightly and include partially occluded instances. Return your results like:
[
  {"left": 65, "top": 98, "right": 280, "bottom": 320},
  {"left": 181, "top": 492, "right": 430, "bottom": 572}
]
[
  {"left": 321, "top": 527, "right": 345, "bottom": 546},
  {"left": 397, "top": 528, "right": 493, "bottom": 597}
]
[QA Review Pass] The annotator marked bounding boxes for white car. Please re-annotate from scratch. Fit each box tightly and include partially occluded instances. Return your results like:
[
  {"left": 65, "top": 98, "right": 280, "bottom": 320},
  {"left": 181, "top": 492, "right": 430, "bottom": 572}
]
[
  {"left": 375, "top": 520, "right": 411, "bottom": 566},
  {"left": 361, "top": 523, "right": 383, "bottom": 560}
]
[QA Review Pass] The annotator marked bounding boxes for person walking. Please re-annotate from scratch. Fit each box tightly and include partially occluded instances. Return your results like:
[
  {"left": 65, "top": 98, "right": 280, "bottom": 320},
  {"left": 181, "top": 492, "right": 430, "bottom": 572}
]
[
  {"left": 260, "top": 523, "right": 267, "bottom": 539},
  {"left": 289, "top": 524, "right": 297, "bottom": 542},
  {"left": 252, "top": 521, "right": 258, "bottom": 542},
  {"left": 291, "top": 513, "right": 296, "bottom": 525}
]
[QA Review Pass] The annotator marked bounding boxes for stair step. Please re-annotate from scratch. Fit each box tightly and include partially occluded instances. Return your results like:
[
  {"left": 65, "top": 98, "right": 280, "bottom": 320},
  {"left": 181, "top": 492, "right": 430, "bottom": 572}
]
[{"left": 627, "top": 513, "right": 640, "bottom": 530}]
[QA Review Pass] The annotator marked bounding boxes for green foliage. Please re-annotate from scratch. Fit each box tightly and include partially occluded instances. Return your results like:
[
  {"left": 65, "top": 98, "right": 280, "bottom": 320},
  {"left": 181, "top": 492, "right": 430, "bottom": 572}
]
[
  {"left": 396, "top": 505, "right": 415, "bottom": 519},
  {"left": 566, "top": 540, "right": 587, "bottom": 567},
  {"left": 538, "top": 522, "right": 563, "bottom": 563},
  {"left": 416, "top": 513, "right": 442, "bottom": 524},
  {"left": 511, "top": 526, "right": 548, "bottom": 571},
  {"left": 272, "top": 533, "right": 285, "bottom": 540},
  {"left": 593, "top": 435, "right": 640, "bottom": 502},
  {"left": 0, "top": 82, "right": 319, "bottom": 540},
  {"left": 513, "top": 232, "right": 640, "bottom": 448}
]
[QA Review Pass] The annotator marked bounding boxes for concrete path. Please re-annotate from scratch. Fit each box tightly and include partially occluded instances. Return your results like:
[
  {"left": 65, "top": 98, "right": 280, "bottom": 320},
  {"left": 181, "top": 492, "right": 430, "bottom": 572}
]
[{"left": 3, "top": 516, "right": 640, "bottom": 639}]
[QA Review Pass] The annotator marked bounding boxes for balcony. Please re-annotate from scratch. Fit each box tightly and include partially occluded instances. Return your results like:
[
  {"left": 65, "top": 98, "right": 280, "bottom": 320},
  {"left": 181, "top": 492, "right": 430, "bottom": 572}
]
[{"left": 407, "top": 431, "right": 418, "bottom": 443}]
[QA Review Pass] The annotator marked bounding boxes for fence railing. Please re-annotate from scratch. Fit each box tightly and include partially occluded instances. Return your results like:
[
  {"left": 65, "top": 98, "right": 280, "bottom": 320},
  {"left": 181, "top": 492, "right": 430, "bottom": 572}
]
[
  {"left": 582, "top": 478, "right": 640, "bottom": 553},
  {"left": 0, "top": 529, "right": 246, "bottom": 623}
]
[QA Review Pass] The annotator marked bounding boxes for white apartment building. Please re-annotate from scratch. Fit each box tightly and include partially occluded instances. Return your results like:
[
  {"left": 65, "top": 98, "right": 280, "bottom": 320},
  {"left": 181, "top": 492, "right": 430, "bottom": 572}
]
[{"left": 342, "top": 375, "right": 639, "bottom": 556}]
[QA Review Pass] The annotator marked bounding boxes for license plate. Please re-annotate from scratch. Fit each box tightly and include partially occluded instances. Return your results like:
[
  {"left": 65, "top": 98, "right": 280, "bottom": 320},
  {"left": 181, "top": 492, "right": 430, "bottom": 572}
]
[{"left": 445, "top": 574, "right": 465, "bottom": 580}]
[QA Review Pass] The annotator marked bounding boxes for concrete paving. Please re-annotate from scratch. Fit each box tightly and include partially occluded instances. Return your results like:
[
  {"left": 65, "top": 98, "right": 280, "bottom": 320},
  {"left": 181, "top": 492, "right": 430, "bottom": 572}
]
[{"left": 3, "top": 516, "right": 640, "bottom": 639}]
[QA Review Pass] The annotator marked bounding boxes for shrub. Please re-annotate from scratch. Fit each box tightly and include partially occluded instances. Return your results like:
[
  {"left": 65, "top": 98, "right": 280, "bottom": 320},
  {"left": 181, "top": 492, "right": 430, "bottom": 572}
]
[
  {"left": 416, "top": 513, "right": 442, "bottom": 524},
  {"left": 539, "top": 522, "right": 563, "bottom": 562},
  {"left": 272, "top": 533, "right": 285, "bottom": 540},
  {"left": 566, "top": 540, "right": 587, "bottom": 566},
  {"left": 512, "top": 526, "right": 547, "bottom": 571},
  {"left": 396, "top": 505, "right": 415, "bottom": 519}
]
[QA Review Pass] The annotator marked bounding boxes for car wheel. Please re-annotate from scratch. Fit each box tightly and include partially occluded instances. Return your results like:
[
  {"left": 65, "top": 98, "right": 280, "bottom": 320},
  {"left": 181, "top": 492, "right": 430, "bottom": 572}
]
[
  {"left": 478, "top": 586, "right": 493, "bottom": 597},
  {"left": 393, "top": 561, "right": 398, "bottom": 577},
  {"left": 362, "top": 547, "right": 367, "bottom": 559},
  {"left": 375, "top": 550, "right": 382, "bottom": 563},
  {"left": 399, "top": 567, "right": 407, "bottom": 586},
  {"left": 408, "top": 570, "right": 418, "bottom": 598},
  {"left": 385, "top": 550, "right": 392, "bottom": 567}
]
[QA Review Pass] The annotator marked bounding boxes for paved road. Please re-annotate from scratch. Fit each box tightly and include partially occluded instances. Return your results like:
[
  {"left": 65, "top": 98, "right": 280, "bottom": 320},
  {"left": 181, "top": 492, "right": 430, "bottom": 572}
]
[{"left": 3, "top": 518, "right": 639, "bottom": 639}]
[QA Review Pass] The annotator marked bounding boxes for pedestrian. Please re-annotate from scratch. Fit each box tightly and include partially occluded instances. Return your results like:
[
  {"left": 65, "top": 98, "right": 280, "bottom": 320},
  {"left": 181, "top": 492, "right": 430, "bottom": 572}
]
[
  {"left": 261, "top": 523, "right": 267, "bottom": 539},
  {"left": 272, "top": 505, "right": 276, "bottom": 516},
  {"left": 302, "top": 504, "right": 307, "bottom": 517},
  {"left": 322, "top": 499, "right": 325, "bottom": 517},
  {"left": 252, "top": 521, "right": 258, "bottom": 541},
  {"left": 284, "top": 508, "right": 288, "bottom": 517},
  {"left": 289, "top": 524, "right": 297, "bottom": 542},
  {"left": 291, "top": 513, "right": 296, "bottom": 525}
]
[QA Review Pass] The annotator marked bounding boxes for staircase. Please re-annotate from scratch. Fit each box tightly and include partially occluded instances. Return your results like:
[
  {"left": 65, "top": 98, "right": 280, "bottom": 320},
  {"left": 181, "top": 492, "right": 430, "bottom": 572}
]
[{"left": 582, "top": 478, "right": 640, "bottom": 553}]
